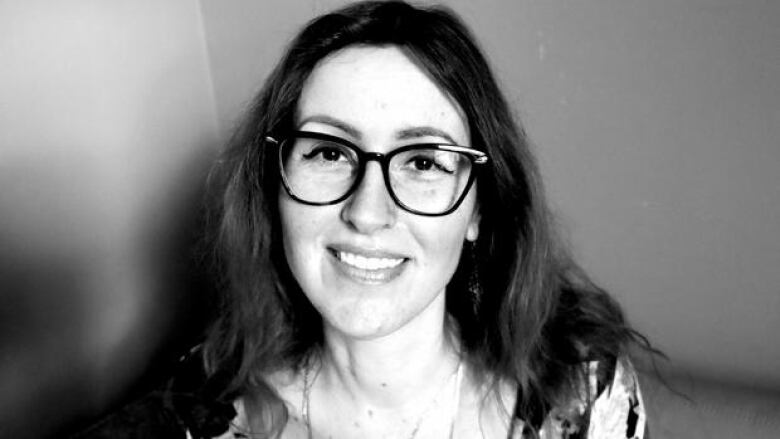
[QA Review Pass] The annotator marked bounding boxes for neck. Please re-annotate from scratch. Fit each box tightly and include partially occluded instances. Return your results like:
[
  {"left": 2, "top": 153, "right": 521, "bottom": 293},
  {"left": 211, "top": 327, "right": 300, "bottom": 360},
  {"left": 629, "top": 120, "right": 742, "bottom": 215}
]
[{"left": 317, "top": 294, "right": 461, "bottom": 410}]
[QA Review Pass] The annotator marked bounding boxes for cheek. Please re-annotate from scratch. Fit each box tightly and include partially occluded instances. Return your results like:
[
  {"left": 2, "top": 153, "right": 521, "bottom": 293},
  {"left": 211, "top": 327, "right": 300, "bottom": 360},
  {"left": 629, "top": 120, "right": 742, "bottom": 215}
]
[
  {"left": 428, "top": 196, "right": 477, "bottom": 251},
  {"left": 414, "top": 217, "right": 472, "bottom": 281},
  {"left": 431, "top": 232, "right": 466, "bottom": 275},
  {"left": 421, "top": 200, "right": 478, "bottom": 282},
  {"left": 279, "top": 199, "right": 321, "bottom": 278}
]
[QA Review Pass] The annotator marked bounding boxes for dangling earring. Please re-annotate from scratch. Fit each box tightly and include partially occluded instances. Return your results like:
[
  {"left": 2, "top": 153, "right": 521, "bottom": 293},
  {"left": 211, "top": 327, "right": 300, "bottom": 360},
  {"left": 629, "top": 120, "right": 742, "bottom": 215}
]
[{"left": 467, "top": 241, "right": 482, "bottom": 316}]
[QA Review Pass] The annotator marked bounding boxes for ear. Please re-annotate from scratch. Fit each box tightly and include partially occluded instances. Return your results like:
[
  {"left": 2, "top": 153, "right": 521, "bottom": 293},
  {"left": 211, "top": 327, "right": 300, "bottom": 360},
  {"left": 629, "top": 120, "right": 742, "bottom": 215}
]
[{"left": 465, "top": 207, "right": 480, "bottom": 242}]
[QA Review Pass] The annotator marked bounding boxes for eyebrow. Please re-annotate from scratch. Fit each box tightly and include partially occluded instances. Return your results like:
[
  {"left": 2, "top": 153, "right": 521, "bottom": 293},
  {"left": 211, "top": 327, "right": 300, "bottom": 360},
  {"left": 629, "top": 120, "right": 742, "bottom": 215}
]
[
  {"left": 396, "top": 126, "right": 458, "bottom": 145},
  {"left": 297, "top": 115, "right": 360, "bottom": 139},
  {"left": 297, "top": 114, "right": 459, "bottom": 145}
]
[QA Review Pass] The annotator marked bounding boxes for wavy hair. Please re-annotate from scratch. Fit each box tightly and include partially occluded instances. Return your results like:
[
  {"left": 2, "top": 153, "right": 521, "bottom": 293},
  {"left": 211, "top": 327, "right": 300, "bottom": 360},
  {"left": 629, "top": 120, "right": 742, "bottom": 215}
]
[{"left": 203, "top": 1, "right": 650, "bottom": 436}]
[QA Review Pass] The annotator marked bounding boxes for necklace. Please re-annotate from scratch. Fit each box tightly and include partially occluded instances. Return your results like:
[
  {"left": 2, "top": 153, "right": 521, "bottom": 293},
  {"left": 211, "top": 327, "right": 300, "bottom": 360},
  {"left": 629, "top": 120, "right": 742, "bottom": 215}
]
[{"left": 302, "top": 358, "right": 464, "bottom": 439}]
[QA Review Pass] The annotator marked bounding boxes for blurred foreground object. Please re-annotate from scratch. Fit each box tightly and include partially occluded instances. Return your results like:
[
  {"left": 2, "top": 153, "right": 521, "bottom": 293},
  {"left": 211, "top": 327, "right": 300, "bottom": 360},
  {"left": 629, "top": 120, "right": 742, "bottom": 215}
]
[{"left": 0, "top": 1, "right": 219, "bottom": 436}]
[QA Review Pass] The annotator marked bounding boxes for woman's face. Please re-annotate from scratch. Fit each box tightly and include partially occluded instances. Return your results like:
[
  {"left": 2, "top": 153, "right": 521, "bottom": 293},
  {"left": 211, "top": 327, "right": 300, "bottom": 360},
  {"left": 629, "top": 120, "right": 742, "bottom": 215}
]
[{"left": 279, "top": 46, "right": 479, "bottom": 340}]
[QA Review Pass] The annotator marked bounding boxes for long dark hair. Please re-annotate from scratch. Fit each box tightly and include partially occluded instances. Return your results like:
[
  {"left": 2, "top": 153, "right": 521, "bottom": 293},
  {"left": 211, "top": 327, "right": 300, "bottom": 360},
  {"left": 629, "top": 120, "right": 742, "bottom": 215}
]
[{"left": 204, "top": 1, "right": 650, "bottom": 436}]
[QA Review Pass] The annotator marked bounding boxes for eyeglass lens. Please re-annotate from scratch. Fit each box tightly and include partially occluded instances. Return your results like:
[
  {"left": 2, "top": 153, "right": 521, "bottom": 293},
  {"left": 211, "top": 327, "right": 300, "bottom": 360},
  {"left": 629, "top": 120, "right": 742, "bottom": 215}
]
[{"left": 280, "top": 135, "right": 475, "bottom": 215}]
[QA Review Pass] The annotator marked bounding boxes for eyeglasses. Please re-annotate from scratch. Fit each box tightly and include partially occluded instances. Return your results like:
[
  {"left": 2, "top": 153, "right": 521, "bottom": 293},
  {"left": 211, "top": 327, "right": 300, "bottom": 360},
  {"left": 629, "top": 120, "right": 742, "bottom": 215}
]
[{"left": 266, "top": 131, "right": 488, "bottom": 216}]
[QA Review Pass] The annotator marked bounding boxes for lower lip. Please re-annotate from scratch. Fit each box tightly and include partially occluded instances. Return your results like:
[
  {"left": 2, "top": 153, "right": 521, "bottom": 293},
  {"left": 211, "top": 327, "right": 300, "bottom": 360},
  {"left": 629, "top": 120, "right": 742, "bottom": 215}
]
[{"left": 328, "top": 250, "right": 408, "bottom": 285}]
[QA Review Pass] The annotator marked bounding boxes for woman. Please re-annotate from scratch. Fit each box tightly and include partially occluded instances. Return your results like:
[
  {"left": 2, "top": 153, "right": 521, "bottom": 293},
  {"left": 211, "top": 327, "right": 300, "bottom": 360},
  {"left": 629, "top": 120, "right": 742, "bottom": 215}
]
[
  {"left": 199, "top": 1, "right": 652, "bottom": 438},
  {"left": 77, "top": 1, "right": 650, "bottom": 438}
]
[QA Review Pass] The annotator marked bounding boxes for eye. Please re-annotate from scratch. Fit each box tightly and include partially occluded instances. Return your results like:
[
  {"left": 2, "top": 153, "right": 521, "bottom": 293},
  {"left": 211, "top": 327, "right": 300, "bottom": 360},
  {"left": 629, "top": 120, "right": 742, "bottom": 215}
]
[
  {"left": 314, "top": 146, "right": 342, "bottom": 161},
  {"left": 410, "top": 157, "right": 435, "bottom": 171},
  {"left": 301, "top": 142, "right": 351, "bottom": 163},
  {"left": 401, "top": 152, "right": 455, "bottom": 175}
]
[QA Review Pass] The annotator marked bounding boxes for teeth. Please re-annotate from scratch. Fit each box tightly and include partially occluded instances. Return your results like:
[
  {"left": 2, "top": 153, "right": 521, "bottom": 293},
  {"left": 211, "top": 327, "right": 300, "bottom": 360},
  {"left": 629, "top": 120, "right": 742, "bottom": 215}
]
[{"left": 338, "top": 251, "right": 404, "bottom": 270}]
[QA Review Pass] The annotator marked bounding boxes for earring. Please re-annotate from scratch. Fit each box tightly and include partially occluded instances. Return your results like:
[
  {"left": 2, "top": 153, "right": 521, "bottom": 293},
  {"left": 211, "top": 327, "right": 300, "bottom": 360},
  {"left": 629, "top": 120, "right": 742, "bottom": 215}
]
[{"left": 467, "top": 241, "right": 482, "bottom": 315}]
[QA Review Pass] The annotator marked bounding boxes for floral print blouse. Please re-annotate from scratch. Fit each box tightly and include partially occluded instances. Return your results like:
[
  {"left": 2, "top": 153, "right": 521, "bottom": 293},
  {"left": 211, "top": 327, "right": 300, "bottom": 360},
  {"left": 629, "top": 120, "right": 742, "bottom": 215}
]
[
  {"left": 534, "top": 358, "right": 646, "bottom": 439},
  {"left": 194, "top": 358, "right": 646, "bottom": 439},
  {"left": 75, "top": 354, "right": 645, "bottom": 439}
]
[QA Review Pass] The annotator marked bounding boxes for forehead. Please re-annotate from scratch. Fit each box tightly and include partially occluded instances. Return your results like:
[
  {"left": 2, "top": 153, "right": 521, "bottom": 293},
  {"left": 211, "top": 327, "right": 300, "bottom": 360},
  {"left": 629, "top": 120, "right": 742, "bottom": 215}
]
[{"left": 296, "top": 45, "right": 469, "bottom": 144}]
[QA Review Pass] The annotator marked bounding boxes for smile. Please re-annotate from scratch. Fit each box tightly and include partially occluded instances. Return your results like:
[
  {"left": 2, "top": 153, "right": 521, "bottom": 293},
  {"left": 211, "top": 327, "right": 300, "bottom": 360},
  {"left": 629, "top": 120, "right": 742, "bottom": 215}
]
[
  {"left": 327, "top": 246, "right": 409, "bottom": 284},
  {"left": 336, "top": 251, "right": 405, "bottom": 270}
]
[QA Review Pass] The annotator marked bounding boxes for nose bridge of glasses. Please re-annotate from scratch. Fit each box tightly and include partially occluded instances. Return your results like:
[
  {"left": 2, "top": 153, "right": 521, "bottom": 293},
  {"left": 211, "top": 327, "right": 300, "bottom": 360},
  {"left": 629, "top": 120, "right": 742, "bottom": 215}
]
[
  {"left": 354, "top": 150, "right": 391, "bottom": 195},
  {"left": 342, "top": 150, "right": 399, "bottom": 228},
  {"left": 362, "top": 151, "right": 388, "bottom": 165}
]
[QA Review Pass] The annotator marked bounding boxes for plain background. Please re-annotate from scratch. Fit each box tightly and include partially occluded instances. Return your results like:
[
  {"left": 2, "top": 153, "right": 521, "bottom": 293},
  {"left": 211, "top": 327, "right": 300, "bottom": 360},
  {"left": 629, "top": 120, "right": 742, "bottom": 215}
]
[{"left": 1, "top": 0, "right": 778, "bottom": 437}]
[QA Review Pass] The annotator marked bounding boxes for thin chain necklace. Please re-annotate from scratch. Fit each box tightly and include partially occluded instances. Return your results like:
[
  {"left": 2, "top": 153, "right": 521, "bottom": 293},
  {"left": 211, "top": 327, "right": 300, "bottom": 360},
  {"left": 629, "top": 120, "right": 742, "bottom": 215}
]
[{"left": 302, "top": 358, "right": 464, "bottom": 439}]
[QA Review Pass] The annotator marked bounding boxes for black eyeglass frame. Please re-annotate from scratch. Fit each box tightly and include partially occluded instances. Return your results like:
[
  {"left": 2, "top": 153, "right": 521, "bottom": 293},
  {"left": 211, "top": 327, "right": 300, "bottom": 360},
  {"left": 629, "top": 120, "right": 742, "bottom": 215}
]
[{"left": 266, "top": 130, "right": 489, "bottom": 217}]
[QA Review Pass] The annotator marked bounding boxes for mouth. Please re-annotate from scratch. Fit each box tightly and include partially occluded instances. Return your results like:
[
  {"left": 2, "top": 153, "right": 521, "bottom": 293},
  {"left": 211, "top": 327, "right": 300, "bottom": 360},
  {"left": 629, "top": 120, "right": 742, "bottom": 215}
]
[
  {"left": 327, "top": 246, "right": 409, "bottom": 284},
  {"left": 336, "top": 250, "right": 405, "bottom": 270}
]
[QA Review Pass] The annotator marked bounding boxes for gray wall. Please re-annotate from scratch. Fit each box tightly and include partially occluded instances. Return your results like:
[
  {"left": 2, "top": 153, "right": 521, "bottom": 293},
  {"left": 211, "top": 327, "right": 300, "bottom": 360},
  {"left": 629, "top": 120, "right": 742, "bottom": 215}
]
[
  {"left": 199, "top": 0, "right": 780, "bottom": 389},
  {"left": 0, "top": 0, "right": 219, "bottom": 436}
]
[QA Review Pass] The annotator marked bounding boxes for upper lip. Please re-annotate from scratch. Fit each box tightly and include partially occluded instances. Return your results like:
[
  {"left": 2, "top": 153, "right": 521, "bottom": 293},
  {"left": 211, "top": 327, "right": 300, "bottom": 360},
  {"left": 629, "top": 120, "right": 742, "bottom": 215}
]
[{"left": 328, "top": 243, "right": 409, "bottom": 260}]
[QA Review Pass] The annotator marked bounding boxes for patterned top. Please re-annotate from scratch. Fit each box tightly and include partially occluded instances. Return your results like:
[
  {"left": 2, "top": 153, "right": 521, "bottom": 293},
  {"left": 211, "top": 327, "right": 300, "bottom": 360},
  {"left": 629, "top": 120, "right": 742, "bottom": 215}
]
[
  {"left": 196, "top": 358, "right": 646, "bottom": 439},
  {"left": 73, "top": 353, "right": 645, "bottom": 439},
  {"left": 534, "top": 359, "right": 646, "bottom": 439}
]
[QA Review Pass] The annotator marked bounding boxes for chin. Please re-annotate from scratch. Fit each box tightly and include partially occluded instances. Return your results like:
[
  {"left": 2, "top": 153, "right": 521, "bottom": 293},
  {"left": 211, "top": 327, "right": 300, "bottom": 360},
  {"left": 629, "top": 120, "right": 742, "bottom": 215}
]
[{"left": 326, "top": 305, "right": 400, "bottom": 340}]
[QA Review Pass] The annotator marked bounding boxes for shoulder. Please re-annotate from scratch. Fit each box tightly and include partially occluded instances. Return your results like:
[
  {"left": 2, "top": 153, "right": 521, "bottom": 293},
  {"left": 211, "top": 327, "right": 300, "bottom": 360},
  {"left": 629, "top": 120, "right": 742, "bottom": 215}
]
[
  {"left": 585, "top": 357, "right": 646, "bottom": 439},
  {"left": 72, "top": 346, "right": 238, "bottom": 439},
  {"left": 71, "top": 389, "right": 185, "bottom": 439},
  {"left": 539, "top": 357, "right": 647, "bottom": 439}
]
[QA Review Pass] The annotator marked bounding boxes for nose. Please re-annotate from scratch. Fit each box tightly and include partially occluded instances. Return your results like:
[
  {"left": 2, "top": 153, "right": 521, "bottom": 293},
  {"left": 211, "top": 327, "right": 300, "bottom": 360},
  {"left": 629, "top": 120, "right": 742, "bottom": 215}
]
[{"left": 340, "top": 161, "right": 397, "bottom": 233}]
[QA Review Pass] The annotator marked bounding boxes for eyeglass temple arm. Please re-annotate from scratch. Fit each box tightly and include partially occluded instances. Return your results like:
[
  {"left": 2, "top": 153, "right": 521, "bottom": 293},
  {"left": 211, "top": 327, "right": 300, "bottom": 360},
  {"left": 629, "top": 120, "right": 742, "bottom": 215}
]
[
  {"left": 465, "top": 149, "right": 488, "bottom": 164},
  {"left": 472, "top": 153, "right": 488, "bottom": 164}
]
